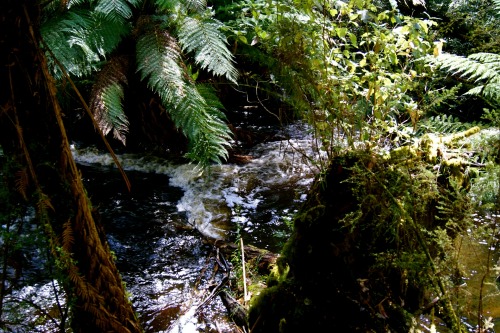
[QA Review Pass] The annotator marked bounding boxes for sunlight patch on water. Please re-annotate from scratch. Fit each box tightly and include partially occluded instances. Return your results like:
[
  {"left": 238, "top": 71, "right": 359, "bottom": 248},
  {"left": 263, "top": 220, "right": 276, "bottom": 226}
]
[{"left": 71, "top": 124, "right": 320, "bottom": 242}]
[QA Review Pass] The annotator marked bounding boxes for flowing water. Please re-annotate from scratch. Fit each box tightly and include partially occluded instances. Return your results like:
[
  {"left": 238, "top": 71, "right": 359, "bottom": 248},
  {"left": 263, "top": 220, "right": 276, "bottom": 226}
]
[
  {"left": 2, "top": 123, "right": 499, "bottom": 332},
  {"left": 64, "top": 123, "right": 318, "bottom": 332}
]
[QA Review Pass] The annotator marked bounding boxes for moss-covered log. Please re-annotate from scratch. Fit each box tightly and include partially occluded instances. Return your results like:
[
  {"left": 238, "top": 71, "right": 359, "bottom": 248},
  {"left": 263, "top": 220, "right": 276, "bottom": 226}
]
[{"left": 249, "top": 149, "right": 470, "bottom": 332}]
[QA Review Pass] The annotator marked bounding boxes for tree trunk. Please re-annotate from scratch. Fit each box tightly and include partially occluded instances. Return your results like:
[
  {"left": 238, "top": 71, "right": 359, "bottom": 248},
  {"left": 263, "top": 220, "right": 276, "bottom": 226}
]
[{"left": 0, "top": 2, "right": 142, "bottom": 332}]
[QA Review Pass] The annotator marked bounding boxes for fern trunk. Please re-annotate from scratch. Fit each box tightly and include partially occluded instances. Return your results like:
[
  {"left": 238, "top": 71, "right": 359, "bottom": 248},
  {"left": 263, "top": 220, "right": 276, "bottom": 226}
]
[{"left": 0, "top": 2, "right": 142, "bottom": 332}]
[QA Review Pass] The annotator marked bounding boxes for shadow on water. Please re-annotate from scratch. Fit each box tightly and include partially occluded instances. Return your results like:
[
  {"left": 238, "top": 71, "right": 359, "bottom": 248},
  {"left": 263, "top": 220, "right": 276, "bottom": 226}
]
[
  {"left": 5, "top": 123, "right": 497, "bottom": 332},
  {"left": 80, "top": 166, "right": 241, "bottom": 332}
]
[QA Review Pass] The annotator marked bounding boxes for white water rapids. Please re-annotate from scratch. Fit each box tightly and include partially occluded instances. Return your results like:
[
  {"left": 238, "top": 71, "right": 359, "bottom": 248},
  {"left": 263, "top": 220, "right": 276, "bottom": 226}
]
[
  {"left": 71, "top": 122, "right": 322, "bottom": 241},
  {"left": 2, "top": 122, "right": 322, "bottom": 332}
]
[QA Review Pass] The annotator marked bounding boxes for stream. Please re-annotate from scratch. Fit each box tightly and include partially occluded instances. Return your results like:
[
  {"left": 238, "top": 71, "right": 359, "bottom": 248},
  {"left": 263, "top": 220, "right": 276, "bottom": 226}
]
[
  {"left": 2, "top": 122, "right": 499, "bottom": 332},
  {"left": 72, "top": 122, "right": 319, "bottom": 332}
]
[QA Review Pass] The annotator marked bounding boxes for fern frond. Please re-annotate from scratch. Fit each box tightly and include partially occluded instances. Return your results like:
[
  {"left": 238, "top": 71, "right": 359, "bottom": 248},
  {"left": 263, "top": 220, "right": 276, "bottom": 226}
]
[
  {"left": 196, "top": 83, "right": 226, "bottom": 117},
  {"left": 95, "top": 0, "right": 134, "bottom": 21},
  {"left": 182, "top": 0, "right": 207, "bottom": 12},
  {"left": 42, "top": 8, "right": 130, "bottom": 77},
  {"left": 177, "top": 16, "right": 238, "bottom": 83},
  {"left": 171, "top": 85, "right": 232, "bottom": 166},
  {"left": 67, "top": 0, "right": 87, "bottom": 9},
  {"left": 414, "top": 114, "right": 478, "bottom": 136},
  {"left": 435, "top": 53, "right": 498, "bottom": 83},
  {"left": 42, "top": 12, "right": 96, "bottom": 77},
  {"left": 429, "top": 52, "right": 500, "bottom": 106},
  {"left": 62, "top": 219, "right": 75, "bottom": 252},
  {"left": 90, "top": 56, "right": 130, "bottom": 145},
  {"left": 66, "top": 10, "right": 130, "bottom": 59},
  {"left": 136, "top": 27, "right": 232, "bottom": 167},
  {"left": 493, "top": 0, "right": 500, "bottom": 14},
  {"left": 466, "top": 83, "right": 500, "bottom": 103},
  {"left": 15, "top": 168, "right": 29, "bottom": 200},
  {"left": 468, "top": 52, "right": 500, "bottom": 65},
  {"left": 37, "top": 192, "right": 55, "bottom": 215},
  {"left": 98, "top": 83, "right": 128, "bottom": 144},
  {"left": 155, "top": 0, "right": 206, "bottom": 12},
  {"left": 136, "top": 29, "right": 186, "bottom": 103}
]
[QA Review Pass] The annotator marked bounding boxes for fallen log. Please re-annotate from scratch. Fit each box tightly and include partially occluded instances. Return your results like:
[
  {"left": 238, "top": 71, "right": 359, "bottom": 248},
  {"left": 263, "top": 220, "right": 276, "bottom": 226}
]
[
  {"left": 219, "top": 290, "right": 248, "bottom": 330},
  {"left": 204, "top": 239, "right": 279, "bottom": 274}
]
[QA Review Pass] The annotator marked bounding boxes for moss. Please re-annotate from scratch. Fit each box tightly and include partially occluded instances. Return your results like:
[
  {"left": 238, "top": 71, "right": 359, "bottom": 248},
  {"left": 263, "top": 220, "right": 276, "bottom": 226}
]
[{"left": 248, "top": 150, "right": 471, "bottom": 332}]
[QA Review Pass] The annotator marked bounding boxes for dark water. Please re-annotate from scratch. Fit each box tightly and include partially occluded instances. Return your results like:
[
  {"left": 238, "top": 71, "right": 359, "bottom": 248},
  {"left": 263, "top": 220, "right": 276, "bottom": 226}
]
[
  {"left": 70, "top": 128, "right": 318, "bottom": 332},
  {"left": 80, "top": 166, "right": 239, "bottom": 332},
  {"left": 2, "top": 125, "right": 499, "bottom": 332}
]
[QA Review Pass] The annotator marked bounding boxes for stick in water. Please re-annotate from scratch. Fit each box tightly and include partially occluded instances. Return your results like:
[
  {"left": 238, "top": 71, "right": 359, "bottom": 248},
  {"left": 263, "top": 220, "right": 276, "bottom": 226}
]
[{"left": 240, "top": 237, "right": 248, "bottom": 304}]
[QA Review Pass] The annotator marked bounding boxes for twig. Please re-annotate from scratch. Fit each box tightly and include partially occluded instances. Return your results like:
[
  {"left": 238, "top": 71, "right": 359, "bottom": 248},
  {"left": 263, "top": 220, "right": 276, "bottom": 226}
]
[{"left": 240, "top": 238, "right": 248, "bottom": 304}]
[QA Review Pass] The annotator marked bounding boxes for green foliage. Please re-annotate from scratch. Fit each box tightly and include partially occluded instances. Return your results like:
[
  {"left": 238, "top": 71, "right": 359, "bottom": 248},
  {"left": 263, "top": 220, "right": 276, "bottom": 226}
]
[
  {"left": 136, "top": 26, "right": 233, "bottom": 165},
  {"left": 41, "top": 0, "right": 238, "bottom": 168},
  {"left": 177, "top": 15, "right": 238, "bottom": 83},
  {"left": 136, "top": 28, "right": 186, "bottom": 105},
  {"left": 223, "top": 0, "right": 436, "bottom": 161},
  {"left": 41, "top": 8, "right": 131, "bottom": 78},
  {"left": 436, "top": 0, "right": 500, "bottom": 55},
  {"left": 470, "top": 162, "right": 500, "bottom": 212},
  {"left": 94, "top": 0, "right": 137, "bottom": 22},
  {"left": 413, "top": 114, "right": 478, "bottom": 136},
  {"left": 427, "top": 52, "right": 500, "bottom": 109}
]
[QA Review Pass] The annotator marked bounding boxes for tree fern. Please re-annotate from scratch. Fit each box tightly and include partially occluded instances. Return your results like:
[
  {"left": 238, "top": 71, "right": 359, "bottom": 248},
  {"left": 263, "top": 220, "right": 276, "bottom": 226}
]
[
  {"left": 42, "top": 8, "right": 130, "bottom": 77},
  {"left": 41, "top": 0, "right": 238, "bottom": 167},
  {"left": 136, "top": 27, "right": 232, "bottom": 166},
  {"left": 177, "top": 15, "right": 238, "bottom": 83},
  {"left": 89, "top": 56, "right": 130, "bottom": 145},
  {"left": 429, "top": 52, "right": 500, "bottom": 107},
  {"left": 94, "top": 0, "right": 136, "bottom": 22}
]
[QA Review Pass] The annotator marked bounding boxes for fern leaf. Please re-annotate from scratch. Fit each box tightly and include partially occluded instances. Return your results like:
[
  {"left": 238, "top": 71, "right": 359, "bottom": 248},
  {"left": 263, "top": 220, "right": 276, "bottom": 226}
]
[
  {"left": 42, "top": 8, "right": 130, "bottom": 77},
  {"left": 182, "top": 0, "right": 207, "bottom": 12},
  {"left": 435, "top": 53, "right": 499, "bottom": 83},
  {"left": 177, "top": 16, "right": 238, "bottom": 83},
  {"left": 429, "top": 52, "right": 500, "bottom": 106},
  {"left": 62, "top": 219, "right": 75, "bottom": 252},
  {"left": 466, "top": 83, "right": 500, "bottom": 103},
  {"left": 155, "top": 0, "right": 206, "bottom": 12},
  {"left": 67, "top": 0, "right": 87, "bottom": 9},
  {"left": 95, "top": 0, "right": 134, "bottom": 21},
  {"left": 414, "top": 114, "right": 477, "bottom": 136},
  {"left": 42, "top": 12, "right": 96, "bottom": 77},
  {"left": 90, "top": 56, "right": 130, "bottom": 145},
  {"left": 493, "top": 0, "right": 500, "bottom": 14},
  {"left": 136, "top": 27, "right": 232, "bottom": 167},
  {"left": 92, "top": 83, "right": 129, "bottom": 145},
  {"left": 136, "top": 30, "right": 186, "bottom": 103},
  {"left": 468, "top": 52, "right": 500, "bottom": 65},
  {"left": 171, "top": 85, "right": 232, "bottom": 166},
  {"left": 37, "top": 192, "right": 55, "bottom": 215},
  {"left": 15, "top": 168, "right": 29, "bottom": 200}
]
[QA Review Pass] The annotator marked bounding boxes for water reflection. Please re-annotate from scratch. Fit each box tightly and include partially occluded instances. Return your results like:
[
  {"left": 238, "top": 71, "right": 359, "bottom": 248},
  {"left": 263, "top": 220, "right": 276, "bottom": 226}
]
[{"left": 68, "top": 124, "right": 318, "bottom": 332}]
